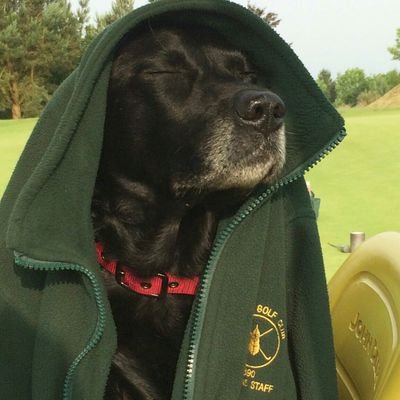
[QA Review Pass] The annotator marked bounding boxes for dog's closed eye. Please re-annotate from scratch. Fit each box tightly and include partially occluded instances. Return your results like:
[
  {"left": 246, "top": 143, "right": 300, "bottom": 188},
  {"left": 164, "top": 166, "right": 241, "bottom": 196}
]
[{"left": 142, "top": 50, "right": 192, "bottom": 76}]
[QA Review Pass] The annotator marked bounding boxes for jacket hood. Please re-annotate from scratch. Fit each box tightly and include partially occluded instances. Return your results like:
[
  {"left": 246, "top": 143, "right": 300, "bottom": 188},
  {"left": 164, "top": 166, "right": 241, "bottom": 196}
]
[
  {"left": 1, "top": 0, "right": 345, "bottom": 266},
  {"left": 0, "top": 2, "right": 344, "bottom": 399}
]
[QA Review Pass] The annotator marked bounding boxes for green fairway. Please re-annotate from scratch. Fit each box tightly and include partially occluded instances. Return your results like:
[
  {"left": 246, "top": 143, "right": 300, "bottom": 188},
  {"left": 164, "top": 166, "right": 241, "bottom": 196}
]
[
  {"left": 306, "top": 107, "right": 400, "bottom": 280},
  {"left": 0, "top": 118, "right": 36, "bottom": 198},
  {"left": 1, "top": 109, "right": 399, "bottom": 281}
]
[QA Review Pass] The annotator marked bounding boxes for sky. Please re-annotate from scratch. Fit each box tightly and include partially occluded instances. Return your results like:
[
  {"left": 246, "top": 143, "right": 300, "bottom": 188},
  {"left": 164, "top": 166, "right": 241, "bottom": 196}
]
[{"left": 70, "top": 0, "right": 400, "bottom": 78}]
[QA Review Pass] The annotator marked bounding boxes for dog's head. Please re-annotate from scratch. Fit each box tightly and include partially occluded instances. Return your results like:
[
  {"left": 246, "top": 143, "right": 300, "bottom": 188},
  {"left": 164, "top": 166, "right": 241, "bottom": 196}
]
[{"left": 104, "top": 24, "right": 286, "bottom": 198}]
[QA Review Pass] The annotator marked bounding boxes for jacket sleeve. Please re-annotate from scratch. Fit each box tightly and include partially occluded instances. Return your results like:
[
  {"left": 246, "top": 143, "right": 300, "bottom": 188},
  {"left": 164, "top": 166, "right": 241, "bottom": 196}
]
[{"left": 285, "top": 179, "right": 338, "bottom": 399}]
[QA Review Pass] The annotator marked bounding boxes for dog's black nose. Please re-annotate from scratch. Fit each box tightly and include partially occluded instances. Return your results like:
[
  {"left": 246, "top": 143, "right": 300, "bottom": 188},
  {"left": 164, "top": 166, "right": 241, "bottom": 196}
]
[{"left": 234, "top": 90, "right": 286, "bottom": 133}]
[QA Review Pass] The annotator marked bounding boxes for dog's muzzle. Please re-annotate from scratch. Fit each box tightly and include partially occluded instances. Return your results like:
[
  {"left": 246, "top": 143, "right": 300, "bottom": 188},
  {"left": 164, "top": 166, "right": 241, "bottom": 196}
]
[{"left": 234, "top": 89, "right": 286, "bottom": 134}]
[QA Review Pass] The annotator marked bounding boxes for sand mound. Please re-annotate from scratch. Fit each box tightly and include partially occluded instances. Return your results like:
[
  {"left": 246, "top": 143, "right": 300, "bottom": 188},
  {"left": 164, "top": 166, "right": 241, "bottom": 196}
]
[{"left": 369, "top": 84, "right": 400, "bottom": 108}]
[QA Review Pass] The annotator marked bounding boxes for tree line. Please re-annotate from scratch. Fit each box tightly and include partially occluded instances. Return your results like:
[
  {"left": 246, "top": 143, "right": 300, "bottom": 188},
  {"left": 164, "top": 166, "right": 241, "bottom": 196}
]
[
  {"left": 1, "top": 1, "right": 399, "bottom": 118},
  {"left": 317, "top": 68, "right": 400, "bottom": 107},
  {"left": 317, "top": 28, "right": 400, "bottom": 107},
  {"left": 0, "top": 0, "right": 135, "bottom": 119}
]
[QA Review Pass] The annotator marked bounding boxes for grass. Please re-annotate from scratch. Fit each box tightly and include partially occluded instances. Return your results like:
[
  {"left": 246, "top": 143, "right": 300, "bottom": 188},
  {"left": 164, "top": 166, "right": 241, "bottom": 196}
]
[
  {"left": 306, "top": 107, "right": 400, "bottom": 280},
  {"left": 1, "top": 108, "right": 399, "bottom": 281},
  {"left": 0, "top": 118, "right": 36, "bottom": 198}
]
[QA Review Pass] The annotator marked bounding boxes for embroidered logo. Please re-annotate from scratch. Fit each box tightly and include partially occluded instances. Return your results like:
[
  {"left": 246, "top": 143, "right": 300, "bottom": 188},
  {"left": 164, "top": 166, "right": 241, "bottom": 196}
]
[
  {"left": 242, "top": 304, "right": 287, "bottom": 394},
  {"left": 246, "top": 313, "right": 281, "bottom": 369}
]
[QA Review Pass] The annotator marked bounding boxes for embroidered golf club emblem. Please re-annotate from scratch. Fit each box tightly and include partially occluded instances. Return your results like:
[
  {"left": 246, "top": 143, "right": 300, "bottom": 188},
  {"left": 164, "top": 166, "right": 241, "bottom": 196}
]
[
  {"left": 246, "top": 305, "right": 286, "bottom": 369},
  {"left": 242, "top": 305, "right": 287, "bottom": 394}
]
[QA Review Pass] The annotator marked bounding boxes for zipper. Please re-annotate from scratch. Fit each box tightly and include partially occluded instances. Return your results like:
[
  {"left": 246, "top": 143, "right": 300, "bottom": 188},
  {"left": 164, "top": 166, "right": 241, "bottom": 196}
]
[
  {"left": 14, "top": 253, "right": 107, "bottom": 400},
  {"left": 181, "top": 128, "right": 347, "bottom": 400}
]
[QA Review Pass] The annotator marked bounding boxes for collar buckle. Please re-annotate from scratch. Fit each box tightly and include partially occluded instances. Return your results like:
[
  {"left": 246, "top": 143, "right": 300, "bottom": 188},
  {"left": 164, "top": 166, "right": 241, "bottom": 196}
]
[
  {"left": 115, "top": 263, "right": 129, "bottom": 290},
  {"left": 156, "top": 273, "right": 169, "bottom": 299},
  {"left": 115, "top": 266, "right": 169, "bottom": 299}
]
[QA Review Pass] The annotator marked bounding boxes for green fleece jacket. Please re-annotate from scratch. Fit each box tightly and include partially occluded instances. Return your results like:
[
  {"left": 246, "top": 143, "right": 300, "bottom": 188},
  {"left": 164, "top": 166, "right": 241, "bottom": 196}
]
[{"left": 0, "top": 1, "right": 346, "bottom": 399}]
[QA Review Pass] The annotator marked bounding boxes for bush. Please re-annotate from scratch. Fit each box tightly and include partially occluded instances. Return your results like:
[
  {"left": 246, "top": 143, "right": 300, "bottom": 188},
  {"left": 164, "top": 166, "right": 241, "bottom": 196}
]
[
  {"left": 357, "top": 90, "right": 380, "bottom": 106},
  {"left": 336, "top": 68, "right": 368, "bottom": 106}
]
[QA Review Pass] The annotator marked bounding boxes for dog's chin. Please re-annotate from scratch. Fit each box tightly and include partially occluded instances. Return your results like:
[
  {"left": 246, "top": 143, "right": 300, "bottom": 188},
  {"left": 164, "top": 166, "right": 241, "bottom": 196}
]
[
  {"left": 211, "top": 153, "right": 285, "bottom": 190},
  {"left": 172, "top": 126, "right": 286, "bottom": 194},
  {"left": 207, "top": 125, "right": 286, "bottom": 190}
]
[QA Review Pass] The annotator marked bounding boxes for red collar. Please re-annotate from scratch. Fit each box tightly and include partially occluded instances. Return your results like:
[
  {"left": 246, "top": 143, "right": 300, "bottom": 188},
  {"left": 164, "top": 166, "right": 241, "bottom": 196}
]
[{"left": 96, "top": 242, "right": 199, "bottom": 298}]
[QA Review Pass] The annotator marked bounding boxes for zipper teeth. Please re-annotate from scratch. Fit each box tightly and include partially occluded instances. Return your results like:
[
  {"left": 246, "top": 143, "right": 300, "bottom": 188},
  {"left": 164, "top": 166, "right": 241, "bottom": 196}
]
[
  {"left": 62, "top": 267, "right": 106, "bottom": 400},
  {"left": 14, "top": 254, "right": 107, "bottom": 400},
  {"left": 182, "top": 128, "right": 347, "bottom": 399}
]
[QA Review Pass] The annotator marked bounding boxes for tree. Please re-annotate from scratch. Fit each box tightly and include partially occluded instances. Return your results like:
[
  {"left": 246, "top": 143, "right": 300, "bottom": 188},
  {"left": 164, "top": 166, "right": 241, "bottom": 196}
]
[
  {"left": 76, "top": 0, "right": 97, "bottom": 51},
  {"left": 95, "top": 0, "right": 135, "bottom": 32},
  {"left": 383, "top": 69, "right": 400, "bottom": 89},
  {"left": 247, "top": 2, "right": 280, "bottom": 28},
  {"left": 366, "top": 70, "right": 400, "bottom": 96},
  {"left": 316, "top": 69, "right": 336, "bottom": 103},
  {"left": 0, "top": 0, "right": 139, "bottom": 118},
  {"left": 388, "top": 28, "right": 400, "bottom": 61},
  {"left": 0, "top": 0, "right": 86, "bottom": 118},
  {"left": 357, "top": 70, "right": 400, "bottom": 105},
  {"left": 335, "top": 68, "right": 368, "bottom": 106}
]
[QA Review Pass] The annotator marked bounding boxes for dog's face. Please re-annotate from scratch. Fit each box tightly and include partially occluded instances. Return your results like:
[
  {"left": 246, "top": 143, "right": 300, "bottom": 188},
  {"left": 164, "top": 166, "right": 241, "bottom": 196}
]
[{"left": 105, "top": 25, "right": 286, "bottom": 197}]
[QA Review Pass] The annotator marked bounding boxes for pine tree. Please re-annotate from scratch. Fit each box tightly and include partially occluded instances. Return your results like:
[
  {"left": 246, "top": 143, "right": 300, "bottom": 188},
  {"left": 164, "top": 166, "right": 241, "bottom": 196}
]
[
  {"left": 95, "top": 0, "right": 135, "bottom": 32},
  {"left": 246, "top": 2, "right": 280, "bottom": 28},
  {"left": 0, "top": 0, "right": 85, "bottom": 118}
]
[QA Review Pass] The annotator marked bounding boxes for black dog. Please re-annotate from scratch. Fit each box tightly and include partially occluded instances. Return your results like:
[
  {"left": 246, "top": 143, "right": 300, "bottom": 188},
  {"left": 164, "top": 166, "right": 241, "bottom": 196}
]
[{"left": 92, "top": 23, "right": 286, "bottom": 400}]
